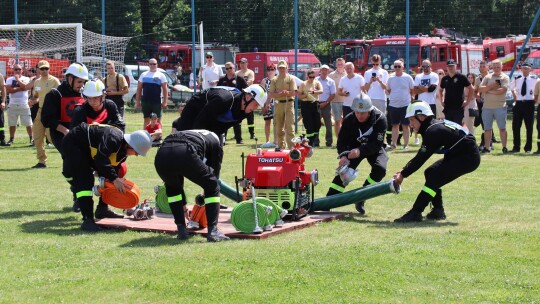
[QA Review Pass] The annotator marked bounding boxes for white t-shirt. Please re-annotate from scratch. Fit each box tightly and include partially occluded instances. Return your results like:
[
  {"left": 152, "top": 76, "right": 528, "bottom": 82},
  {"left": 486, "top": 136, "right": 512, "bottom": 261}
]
[
  {"left": 338, "top": 74, "right": 365, "bottom": 107},
  {"left": 414, "top": 72, "right": 439, "bottom": 105},
  {"left": 387, "top": 73, "right": 414, "bottom": 108},
  {"left": 364, "top": 68, "right": 389, "bottom": 100},
  {"left": 199, "top": 63, "right": 224, "bottom": 90},
  {"left": 6, "top": 76, "right": 30, "bottom": 105}
]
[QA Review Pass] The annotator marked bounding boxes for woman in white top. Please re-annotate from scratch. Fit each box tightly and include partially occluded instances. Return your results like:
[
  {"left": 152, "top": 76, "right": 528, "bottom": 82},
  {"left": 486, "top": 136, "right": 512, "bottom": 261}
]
[{"left": 463, "top": 72, "right": 478, "bottom": 135}]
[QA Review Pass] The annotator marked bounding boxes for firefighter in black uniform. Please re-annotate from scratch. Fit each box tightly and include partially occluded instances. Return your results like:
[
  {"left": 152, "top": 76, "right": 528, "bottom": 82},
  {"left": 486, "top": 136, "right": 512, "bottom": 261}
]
[
  {"left": 393, "top": 101, "right": 481, "bottom": 222},
  {"left": 154, "top": 129, "right": 229, "bottom": 242},
  {"left": 70, "top": 79, "right": 126, "bottom": 219},
  {"left": 41, "top": 62, "right": 89, "bottom": 153},
  {"left": 70, "top": 79, "right": 125, "bottom": 131},
  {"left": 41, "top": 63, "right": 89, "bottom": 212},
  {"left": 326, "top": 93, "right": 388, "bottom": 214},
  {"left": 171, "top": 85, "right": 266, "bottom": 143},
  {"left": 62, "top": 123, "right": 152, "bottom": 231}
]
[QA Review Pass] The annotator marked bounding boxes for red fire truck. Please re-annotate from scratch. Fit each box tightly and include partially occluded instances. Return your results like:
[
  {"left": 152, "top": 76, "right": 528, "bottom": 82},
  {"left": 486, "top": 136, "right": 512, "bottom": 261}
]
[
  {"left": 235, "top": 52, "right": 322, "bottom": 84},
  {"left": 0, "top": 39, "right": 70, "bottom": 78},
  {"left": 483, "top": 35, "right": 540, "bottom": 70},
  {"left": 330, "top": 38, "right": 370, "bottom": 73},
  {"left": 151, "top": 41, "right": 239, "bottom": 73}
]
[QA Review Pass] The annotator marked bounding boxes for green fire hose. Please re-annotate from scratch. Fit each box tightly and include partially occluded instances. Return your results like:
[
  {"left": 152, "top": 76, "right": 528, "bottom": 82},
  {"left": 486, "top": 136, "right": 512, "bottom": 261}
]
[
  {"left": 231, "top": 201, "right": 270, "bottom": 233},
  {"left": 311, "top": 179, "right": 400, "bottom": 211}
]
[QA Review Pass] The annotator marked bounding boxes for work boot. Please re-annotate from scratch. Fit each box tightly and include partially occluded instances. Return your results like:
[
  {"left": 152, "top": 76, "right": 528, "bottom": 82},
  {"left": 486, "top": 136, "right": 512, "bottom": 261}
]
[
  {"left": 177, "top": 225, "right": 190, "bottom": 240},
  {"left": 425, "top": 208, "right": 446, "bottom": 220},
  {"left": 394, "top": 210, "right": 423, "bottom": 223},
  {"left": 72, "top": 199, "right": 80, "bottom": 212},
  {"left": 206, "top": 226, "right": 230, "bottom": 242},
  {"left": 0, "top": 140, "right": 10, "bottom": 146},
  {"left": 95, "top": 204, "right": 124, "bottom": 219},
  {"left": 355, "top": 201, "right": 366, "bottom": 215},
  {"left": 81, "top": 218, "right": 102, "bottom": 232}
]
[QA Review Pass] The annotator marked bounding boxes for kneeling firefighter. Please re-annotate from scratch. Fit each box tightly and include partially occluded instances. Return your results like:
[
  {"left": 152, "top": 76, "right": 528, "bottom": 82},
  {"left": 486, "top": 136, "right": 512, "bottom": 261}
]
[
  {"left": 171, "top": 85, "right": 266, "bottom": 143},
  {"left": 62, "top": 122, "right": 152, "bottom": 231},
  {"left": 393, "top": 101, "right": 481, "bottom": 222},
  {"left": 326, "top": 93, "right": 388, "bottom": 214},
  {"left": 154, "top": 129, "right": 229, "bottom": 242},
  {"left": 69, "top": 79, "right": 127, "bottom": 219}
]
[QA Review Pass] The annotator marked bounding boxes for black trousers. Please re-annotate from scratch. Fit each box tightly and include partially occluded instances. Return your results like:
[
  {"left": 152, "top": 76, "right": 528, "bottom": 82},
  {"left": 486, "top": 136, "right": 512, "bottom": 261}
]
[
  {"left": 62, "top": 134, "right": 95, "bottom": 219},
  {"left": 412, "top": 139, "right": 481, "bottom": 212},
  {"left": 512, "top": 100, "right": 535, "bottom": 151},
  {"left": 443, "top": 107, "right": 464, "bottom": 125},
  {"left": 31, "top": 104, "right": 39, "bottom": 122},
  {"left": 327, "top": 148, "right": 388, "bottom": 196},
  {"left": 231, "top": 111, "right": 255, "bottom": 142},
  {"left": 0, "top": 107, "right": 5, "bottom": 141},
  {"left": 300, "top": 101, "right": 321, "bottom": 145},
  {"left": 155, "top": 142, "right": 220, "bottom": 227},
  {"left": 50, "top": 129, "right": 66, "bottom": 155},
  {"left": 109, "top": 95, "right": 125, "bottom": 119}
]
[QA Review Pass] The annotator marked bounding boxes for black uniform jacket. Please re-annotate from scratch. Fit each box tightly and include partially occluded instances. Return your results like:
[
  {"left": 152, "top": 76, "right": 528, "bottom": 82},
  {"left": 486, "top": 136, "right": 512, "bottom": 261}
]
[
  {"left": 69, "top": 122, "right": 127, "bottom": 181},
  {"left": 41, "top": 81, "right": 83, "bottom": 130},
  {"left": 336, "top": 108, "right": 387, "bottom": 158},
  {"left": 174, "top": 87, "right": 246, "bottom": 135},
  {"left": 401, "top": 117, "right": 477, "bottom": 177}
]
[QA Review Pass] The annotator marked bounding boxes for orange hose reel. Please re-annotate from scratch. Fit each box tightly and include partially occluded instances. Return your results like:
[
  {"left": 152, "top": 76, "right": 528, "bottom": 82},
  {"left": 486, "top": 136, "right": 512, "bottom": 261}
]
[{"left": 93, "top": 179, "right": 140, "bottom": 209}]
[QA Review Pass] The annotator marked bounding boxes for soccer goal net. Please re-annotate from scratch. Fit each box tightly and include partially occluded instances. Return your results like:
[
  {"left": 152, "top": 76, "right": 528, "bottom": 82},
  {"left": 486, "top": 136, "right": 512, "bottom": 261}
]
[{"left": 0, "top": 23, "right": 131, "bottom": 79}]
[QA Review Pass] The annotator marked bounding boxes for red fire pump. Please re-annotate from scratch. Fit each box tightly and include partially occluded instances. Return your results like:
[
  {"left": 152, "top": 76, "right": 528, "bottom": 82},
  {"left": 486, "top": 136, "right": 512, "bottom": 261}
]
[{"left": 235, "top": 137, "right": 319, "bottom": 220}]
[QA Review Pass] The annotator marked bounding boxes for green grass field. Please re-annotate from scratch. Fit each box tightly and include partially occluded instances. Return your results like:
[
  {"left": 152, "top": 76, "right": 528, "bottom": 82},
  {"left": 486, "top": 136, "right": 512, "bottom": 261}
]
[{"left": 0, "top": 110, "right": 538, "bottom": 303}]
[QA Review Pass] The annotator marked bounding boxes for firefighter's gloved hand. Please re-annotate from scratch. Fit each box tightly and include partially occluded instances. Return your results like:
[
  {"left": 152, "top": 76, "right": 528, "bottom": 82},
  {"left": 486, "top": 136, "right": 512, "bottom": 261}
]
[
  {"left": 113, "top": 177, "right": 129, "bottom": 194},
  {"left": 338, "top": 156, "right": 350, "bottom": 167}
]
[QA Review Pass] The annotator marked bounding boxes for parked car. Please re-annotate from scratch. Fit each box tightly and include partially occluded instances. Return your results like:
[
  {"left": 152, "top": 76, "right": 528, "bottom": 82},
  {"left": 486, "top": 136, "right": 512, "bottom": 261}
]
[{"left": 123, "top": 64, "right": 193, "bottom": 108}]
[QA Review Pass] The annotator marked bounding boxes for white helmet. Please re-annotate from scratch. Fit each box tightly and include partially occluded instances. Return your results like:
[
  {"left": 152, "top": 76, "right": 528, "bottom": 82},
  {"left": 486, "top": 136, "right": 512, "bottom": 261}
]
[
  {"left": 351, "top": 93, "right": 374, "bottom": 113},
  {"left": 405, "top": 101, "right": 434, "bottom": 118},
  {"left": 243, "top": 84, "right": 266, "bottom": 107},
  {"left": 124, "top": 130, "right": 152, "bottom": 156},
  {"left": 82, "top": 79, "right": 105, "bottom": 97},
  {"left": 65, "top": 63, "right": 89, "bottom": 80}
]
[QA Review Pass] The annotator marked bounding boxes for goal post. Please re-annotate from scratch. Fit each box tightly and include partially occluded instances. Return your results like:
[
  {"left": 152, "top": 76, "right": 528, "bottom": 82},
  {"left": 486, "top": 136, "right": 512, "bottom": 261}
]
[{"left": 0, "top": 23, "right": 130, "bottom": 78}]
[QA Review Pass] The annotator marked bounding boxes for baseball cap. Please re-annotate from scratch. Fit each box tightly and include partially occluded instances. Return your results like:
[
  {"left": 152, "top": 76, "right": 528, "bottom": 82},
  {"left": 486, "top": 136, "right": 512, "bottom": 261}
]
[
  {"left": 150, "top": 112, "right": 158, "bottom": 119},
  {"left": 320, "top": 64, "right": 330, "bottom": 70},
  {"left": 521, "top": 62, "right": 532, "bottom": 68},
  {"left": 37, "top": 60, "right": 50, "bottom": 69},
  {"left": 278, "top": 60, "right": 287, "bottom": 68},
  {"left": 239, "top": 58, "right": 248, "bottom": 63},
  {"left": 205, "top": 52, "right": 214, "bottom": 57},
  {"left": 446, "top": 59, "right": 457, "bottom": 66}
]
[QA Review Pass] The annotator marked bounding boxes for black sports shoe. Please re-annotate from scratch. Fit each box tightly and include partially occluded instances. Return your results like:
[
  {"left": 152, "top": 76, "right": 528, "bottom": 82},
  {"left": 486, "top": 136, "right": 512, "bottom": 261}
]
[
  {"left": 32, "top": 163, "right": 47, "bottom": 169},
  {"left": 177, "top": 225, "right": 190, "bottom": 240},
  {"left": 509, "top": 148, "right": 519, "bottom": 153},
  {"left": 425, "top": 208, "right": 446, "bottom": 220},
  {"left": 394, "top": 210, "right": 423, "bottom": 223},
  {"left": 0, "top": 141, "right": 10, "bottom": 146},
  {"left": 355, "top": 201, "right": 366, "bottom": 215},
  {"left": 81, "top": 219, "right": 102, "bottom": 232},
  {"left": 250, "top": 134, "right": 255, "bottom": 140},
  {"left": 480, "top": 147, "right": 491, "bottom": 154},
  {"left": 72, "top": 200, "right": 81, "bottom": 212},
  {"left": 502, "top": 147, "right": 509, "bottom": 154},
  {"left": 534, "top": 151, "right": 540, "bottom": 155},
  {"left": 207, "top": 226, "right": 230, "bottom": 242},
  {"left": 95, "top": 205, "right": 124, "bottom": 219}
]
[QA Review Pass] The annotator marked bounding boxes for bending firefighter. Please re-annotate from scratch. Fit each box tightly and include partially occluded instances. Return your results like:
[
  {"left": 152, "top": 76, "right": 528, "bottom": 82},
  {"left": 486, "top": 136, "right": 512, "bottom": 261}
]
[
  {"left": 326, "top": 93, "right": 388, "bottom": 214},
  {"left": 393, "top": 101, "right": 481, "bottom": 222},
  {"left": 154, "top": 130, "right": 230, "bottom": 242},
  {"left": 172, "top": 85, "right": 266, "bottom": 142},
  {"left": 62, "top": 122, "right": 152, "bottom": 231}
]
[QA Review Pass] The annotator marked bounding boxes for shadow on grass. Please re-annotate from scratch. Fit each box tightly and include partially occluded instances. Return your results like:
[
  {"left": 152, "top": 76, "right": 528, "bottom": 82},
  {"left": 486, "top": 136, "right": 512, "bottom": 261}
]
[
  {"left": 340, "top": 214, "right": 459, "bottom": 228},
  {"left": 0, "top": 167, "right": 33, "bottom": 172},
  {"left": 119, "top": 233, "right": 204, "bottom": 247},
  {"left": 0, "top": 209, "right": 72, "bottom": 219},
  {"left": 20, "top": 216, "right": 124, "bottom": 236}
]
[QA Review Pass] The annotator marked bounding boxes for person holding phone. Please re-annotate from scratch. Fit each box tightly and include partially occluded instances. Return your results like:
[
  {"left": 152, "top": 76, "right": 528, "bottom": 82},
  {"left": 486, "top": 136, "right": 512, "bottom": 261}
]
[
  {"left": 478, "top": 59, "right": 510, "bottom": 153},
  {"left": 363, "top": 54, "right": 389, "bottom": 114}
]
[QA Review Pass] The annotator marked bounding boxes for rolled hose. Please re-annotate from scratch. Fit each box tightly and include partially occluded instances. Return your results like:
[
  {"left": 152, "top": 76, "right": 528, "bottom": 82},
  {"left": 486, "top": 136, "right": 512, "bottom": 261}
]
[
  {"left": 96, "top": 180, "right": 140, "bottom": 209},
  {"left": 250, "top": 197, "right": 284, "bottom": 224},
  {"left": 154, "top": 185, "right": 190, "bottom": 214},
  {"left": 154, "top": 185, "right": 171, "bottom": 213},
  {"left": 231, "top": 201, "right": 269, "bottom": 233}
]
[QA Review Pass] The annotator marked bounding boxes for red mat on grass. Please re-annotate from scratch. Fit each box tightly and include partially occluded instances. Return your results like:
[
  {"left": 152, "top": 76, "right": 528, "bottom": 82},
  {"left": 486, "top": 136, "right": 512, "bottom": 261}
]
[{"left": 97, "top": 207, "right": 351, "bottom": 240}]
